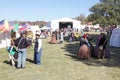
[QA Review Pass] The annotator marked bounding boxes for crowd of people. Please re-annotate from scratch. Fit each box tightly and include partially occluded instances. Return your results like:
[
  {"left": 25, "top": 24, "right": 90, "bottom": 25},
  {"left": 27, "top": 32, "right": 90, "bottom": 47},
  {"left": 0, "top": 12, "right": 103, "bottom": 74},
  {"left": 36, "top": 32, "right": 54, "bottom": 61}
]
[
  {"left": 77, "top": 33, "right": 110, "bottom": 60},
  {"left": 50, "top": 30, "right": 64, "bottom": 44},
  {"left": 7, "top": 27, "right": 112, "bottom": 69},
  {"left": 50, "top": 28, "right": 80, "bottom": 44},
  {"left": 7, "top": 31, "right": 42, "bottom": 69},
  {"left": 49, "top": 28, "right": 110, "bottom": 60}
]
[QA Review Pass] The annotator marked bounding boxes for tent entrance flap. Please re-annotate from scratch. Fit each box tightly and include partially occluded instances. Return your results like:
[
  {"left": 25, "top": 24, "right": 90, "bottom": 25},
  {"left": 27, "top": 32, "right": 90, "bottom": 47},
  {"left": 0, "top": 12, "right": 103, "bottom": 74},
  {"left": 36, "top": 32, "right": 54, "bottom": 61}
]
[{"left": 59, "top": 22, "right": 73, "bottom": 29}]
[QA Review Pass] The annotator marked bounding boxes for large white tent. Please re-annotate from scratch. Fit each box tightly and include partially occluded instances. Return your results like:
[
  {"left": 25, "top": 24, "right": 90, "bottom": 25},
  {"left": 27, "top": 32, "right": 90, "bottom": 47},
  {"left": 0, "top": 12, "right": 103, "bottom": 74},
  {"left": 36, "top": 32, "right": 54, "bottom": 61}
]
[
  {"left": 29, "top": 25, "right": 40, "bottom": 39},
  {"left": 109, "top": 28, "right": 120, "bottom": 47},
  {"left": 40, "top": 26, "right": 50, "bottom": 30},
  {"left": 47, "top": 17, "right": 81, "bottom": 31},
  {"left": 0, "top": 32, "right": 11, "bottom": 48}
]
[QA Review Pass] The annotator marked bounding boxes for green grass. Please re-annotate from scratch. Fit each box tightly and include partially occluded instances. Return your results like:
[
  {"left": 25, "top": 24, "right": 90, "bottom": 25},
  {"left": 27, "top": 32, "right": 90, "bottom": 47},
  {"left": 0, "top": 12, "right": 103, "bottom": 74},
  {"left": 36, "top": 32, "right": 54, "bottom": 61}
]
[{"left": 0, "top": 32, "right": 120, "bottom": 80}]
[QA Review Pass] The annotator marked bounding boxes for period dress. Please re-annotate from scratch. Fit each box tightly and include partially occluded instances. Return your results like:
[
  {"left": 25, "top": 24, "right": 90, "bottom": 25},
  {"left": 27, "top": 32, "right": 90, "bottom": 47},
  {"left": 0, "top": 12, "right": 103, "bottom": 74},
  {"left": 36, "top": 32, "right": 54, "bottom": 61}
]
[
  {"left": 50, "top": 33, "right": 57, "bottom": 44},
  {"left": 77, "top": 38, "right": 91, "bottom": 59}
]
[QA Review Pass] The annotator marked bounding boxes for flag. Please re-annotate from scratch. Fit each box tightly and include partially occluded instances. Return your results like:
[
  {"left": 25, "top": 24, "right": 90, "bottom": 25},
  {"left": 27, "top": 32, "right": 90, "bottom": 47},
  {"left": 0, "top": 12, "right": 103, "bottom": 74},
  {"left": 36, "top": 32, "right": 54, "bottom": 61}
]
[
  {"left": 19, "top": 23, "right": 29, "bottom": 31},
  {"left": 9, "top": 21, "right": 14, "bottom": 30},
  {"left": 4, "top": 20, "right": 9, "bottom": 31},
  {"left": 0, "top": 20, "right": 5, "bottom": 32},
  {"left": 22, "top": 23, "right": 28, "bottom": 29},
  {"left": 22, "top": 23, "right": 30, "bottom": 29},
  {"left": 14, "top": 23, "right": 19, "bottom": 31}
]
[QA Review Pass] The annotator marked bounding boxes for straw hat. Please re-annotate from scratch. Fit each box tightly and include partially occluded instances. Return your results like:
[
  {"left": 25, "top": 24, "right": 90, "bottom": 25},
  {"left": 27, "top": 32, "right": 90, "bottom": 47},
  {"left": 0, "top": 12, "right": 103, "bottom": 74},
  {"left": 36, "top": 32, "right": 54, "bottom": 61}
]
[{"left": 36, "top": 32, "right": 40, "bottom": 36}]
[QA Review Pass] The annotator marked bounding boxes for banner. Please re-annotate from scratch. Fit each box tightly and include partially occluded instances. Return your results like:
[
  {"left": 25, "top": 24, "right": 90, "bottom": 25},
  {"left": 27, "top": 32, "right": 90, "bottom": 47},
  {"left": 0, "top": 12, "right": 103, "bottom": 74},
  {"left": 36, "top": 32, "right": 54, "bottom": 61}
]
[
  {"left": 0, "top": 20, "right": 5, "bottom": 32},
  {"left": 19, "top": 23, "right": 29, "bottom": 31},
  {"left": 4, "top": 20, "right": 9, "bottom": 30},
  {"left": 14, "top": 23, "right": 19, "bottom": 31},
  {"left": 9, "top": 21, "right": 14, "bottom": 30}
]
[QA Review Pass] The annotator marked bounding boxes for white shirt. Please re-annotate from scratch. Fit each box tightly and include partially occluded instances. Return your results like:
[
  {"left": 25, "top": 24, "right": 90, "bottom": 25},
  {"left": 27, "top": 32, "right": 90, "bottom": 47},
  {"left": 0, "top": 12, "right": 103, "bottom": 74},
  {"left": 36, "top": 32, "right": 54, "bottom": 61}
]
[{"left": 37, "top": 39, "right": 42, "bottom": 52}]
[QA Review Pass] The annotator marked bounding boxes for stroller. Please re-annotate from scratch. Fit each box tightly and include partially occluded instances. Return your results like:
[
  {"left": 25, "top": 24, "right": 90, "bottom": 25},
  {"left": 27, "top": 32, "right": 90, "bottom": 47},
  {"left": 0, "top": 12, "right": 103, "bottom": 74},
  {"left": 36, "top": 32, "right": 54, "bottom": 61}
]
[{"left": 7, "top": 46, "right": 18, "bottom": 66}]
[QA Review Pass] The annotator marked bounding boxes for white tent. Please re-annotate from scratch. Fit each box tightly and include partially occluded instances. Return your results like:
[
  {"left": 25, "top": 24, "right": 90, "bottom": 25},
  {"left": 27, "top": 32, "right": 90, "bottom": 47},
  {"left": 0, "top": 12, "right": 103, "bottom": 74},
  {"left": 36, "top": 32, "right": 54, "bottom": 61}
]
[
  {"left": 0, "top": 32, "right": 11, "bottom": 49},
  {"left": 93, "top": 24, "right": 100, "bottom": 28},
  {"left": 29, "top": 25, "right": 40, "bottom": 39},
  {"left": 47, "top": 17, "right": 81, "bottom": 31},
  {"left": 109, "top": 28, "right": 120, "bottom": 47},
  {"left": 40, "top": 26, "right": 50, "bottom": 30}
]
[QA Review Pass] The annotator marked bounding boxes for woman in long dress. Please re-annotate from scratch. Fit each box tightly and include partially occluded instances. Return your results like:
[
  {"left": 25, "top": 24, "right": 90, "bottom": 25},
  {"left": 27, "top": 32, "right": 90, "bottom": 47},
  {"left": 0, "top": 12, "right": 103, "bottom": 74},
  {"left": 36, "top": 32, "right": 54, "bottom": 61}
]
[
  {"left": 77, "top": 35, "right": 91, "bottom": 59},
  {"left": 86, "top": 34, "right": 95, "bottom": 57},
  {"left": 95, "top": 33, "right": 102, "bottom": 57},
  {"left": 97, "top": 33, "right": 107, "bottom": 59},
  {"left": 50, "top": 32, "right": 57, "bottom": 44}
]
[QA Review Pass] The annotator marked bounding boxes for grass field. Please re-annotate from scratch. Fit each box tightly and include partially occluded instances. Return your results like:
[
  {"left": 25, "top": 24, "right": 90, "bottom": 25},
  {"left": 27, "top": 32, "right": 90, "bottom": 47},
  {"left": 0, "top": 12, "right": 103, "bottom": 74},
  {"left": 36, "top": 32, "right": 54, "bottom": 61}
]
[{"left": 0, "top": 32, "right": 120, "bottom": 80}]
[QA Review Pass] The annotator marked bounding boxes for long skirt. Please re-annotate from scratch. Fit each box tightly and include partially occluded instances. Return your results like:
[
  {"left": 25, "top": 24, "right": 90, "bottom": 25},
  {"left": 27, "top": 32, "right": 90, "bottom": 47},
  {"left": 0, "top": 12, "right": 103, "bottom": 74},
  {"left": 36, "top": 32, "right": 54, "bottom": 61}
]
[
  {"left": 89, "top": 43, "right": 95, "bottom": 57},
  {"left": 77, "top": 44, "right": 91, "bottom": 59},
  {"left": 50, "top": 36, "right": 57, "bottom": 44}
]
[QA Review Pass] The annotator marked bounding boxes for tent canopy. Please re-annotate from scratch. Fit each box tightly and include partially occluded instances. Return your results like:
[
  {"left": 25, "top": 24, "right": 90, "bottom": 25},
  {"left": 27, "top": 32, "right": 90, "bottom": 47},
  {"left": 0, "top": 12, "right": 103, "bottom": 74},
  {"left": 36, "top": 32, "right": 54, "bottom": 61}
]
[
  {"left": 0, "top": 32, "right": 11, "bottom": 48},
  {"left": 29, "top": 25, "right": 40, "bottom": 39},
  {"left": 47, "top": 17, "right": 81, "bottom": 31},
  {"left": 40, "top": 26, "right": 50, "bottom": 30},
  {"left": 109, "top": 28, "right": 120, "bottom": 47}
]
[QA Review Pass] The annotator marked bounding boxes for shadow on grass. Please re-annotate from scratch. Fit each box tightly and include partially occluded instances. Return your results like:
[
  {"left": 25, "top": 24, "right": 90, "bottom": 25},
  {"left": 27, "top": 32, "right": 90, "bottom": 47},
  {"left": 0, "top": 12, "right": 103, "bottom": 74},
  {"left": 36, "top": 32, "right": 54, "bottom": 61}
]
[
  {"left": 62, "top": 34, "right": 120, "bottom": 68},
  {"left": 3, "top": 60, "right": 11, "bottom": 65},
  {"left": 3, "top": 58, "right": 35, "bottom": 67},
  {"left": 64, "top": 36, "right": 81, "bottom": 42},
  {"left": 26, "top": 58, "right": 34, "bottom": 63},
  {"left": 3, "top": 60, "right": 17, "bottom": 68}
]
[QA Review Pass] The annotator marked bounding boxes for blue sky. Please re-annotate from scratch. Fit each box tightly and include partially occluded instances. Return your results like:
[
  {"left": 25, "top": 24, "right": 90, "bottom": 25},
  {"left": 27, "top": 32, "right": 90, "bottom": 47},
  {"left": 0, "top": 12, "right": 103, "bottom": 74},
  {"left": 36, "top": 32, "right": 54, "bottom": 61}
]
[{"left": 0, "top": 0, "right": 99, "bottom": 21}]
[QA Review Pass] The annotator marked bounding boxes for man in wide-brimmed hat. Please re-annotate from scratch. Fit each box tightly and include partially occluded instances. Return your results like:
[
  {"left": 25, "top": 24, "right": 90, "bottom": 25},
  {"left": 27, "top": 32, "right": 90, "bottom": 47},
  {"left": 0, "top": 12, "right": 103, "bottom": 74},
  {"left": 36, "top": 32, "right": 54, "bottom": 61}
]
[{"left": 34, "top": 31, "right": 42, "bottom": 65}]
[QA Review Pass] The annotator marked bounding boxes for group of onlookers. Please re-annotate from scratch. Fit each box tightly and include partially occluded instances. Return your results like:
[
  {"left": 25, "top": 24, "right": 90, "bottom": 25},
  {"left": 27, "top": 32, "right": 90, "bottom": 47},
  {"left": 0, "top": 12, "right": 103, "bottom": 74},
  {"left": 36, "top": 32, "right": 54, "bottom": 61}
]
[
  {"left": 49, "top": 28, "right": 110, "bottom": 60},
  {"left": 77, "top": 33, "right": 110, "bottom": 60},
  {"left": 50, "top": 30, "right": 64, "bottom": 44},
  {"left": 7, "top": 31, "right": 42, "bottom": 69},
  {"left": 7, "top": 27, "right": 114, "bottom": 69},
  {"left": 68, "top": 30, "right": 79, "bottom": 42},
  {"left": 50, "top": 29, "right": 81, "bottom": 44}
]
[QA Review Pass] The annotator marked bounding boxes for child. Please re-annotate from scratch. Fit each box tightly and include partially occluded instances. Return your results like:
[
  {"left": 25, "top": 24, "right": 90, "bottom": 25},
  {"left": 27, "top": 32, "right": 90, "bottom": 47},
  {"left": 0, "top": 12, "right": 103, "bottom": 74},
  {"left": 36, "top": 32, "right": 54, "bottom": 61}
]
[{"left": 7, "top": 40, "right": 17, "bottom": 66}]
